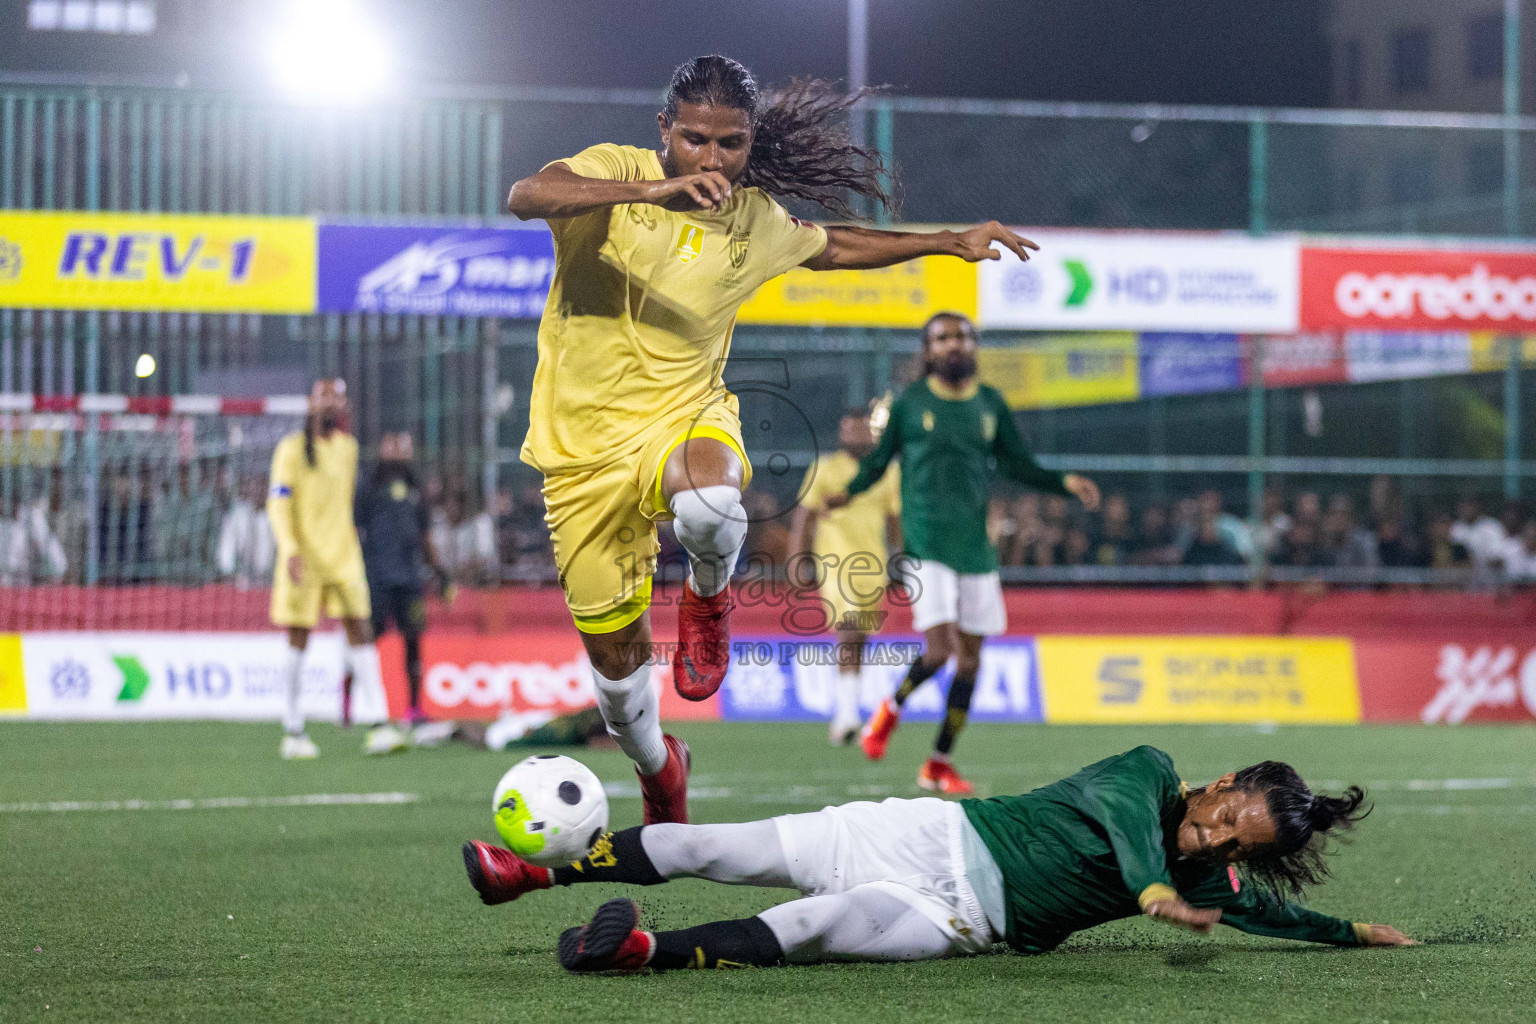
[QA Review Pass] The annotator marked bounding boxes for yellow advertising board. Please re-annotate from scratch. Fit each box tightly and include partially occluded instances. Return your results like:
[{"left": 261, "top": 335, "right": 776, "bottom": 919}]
[
  {"left": 0, "top": 633, "right": 25, "bottom": 716},
  {"left": 977, "top": 332, "right": 1140, "bottom": 410},
  {"left": 1469, "top": 332, "right": 1536, "bottom": 372},
  {"left": 0, "top": 211, "right": 316, "bottom": 313},
  {"left": 1036, "top": 635, "right": 1361, "bottom": 724},
  {"left": 737, "top": 256, "right": 977, "bottom": 328}
]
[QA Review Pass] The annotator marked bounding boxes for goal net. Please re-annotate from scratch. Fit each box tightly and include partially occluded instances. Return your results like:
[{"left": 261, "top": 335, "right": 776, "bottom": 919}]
[{"left": 0, "top": 394, "right": 306, "bottom": 630}]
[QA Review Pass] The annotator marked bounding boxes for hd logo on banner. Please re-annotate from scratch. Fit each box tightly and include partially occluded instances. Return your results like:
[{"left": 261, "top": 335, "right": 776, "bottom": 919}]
[
  {"left": 979, "top": 231, "right": 1300, "bottom": 333},
  {"left": 316, "top": 223, "right": 555, "bottom": 317},
  {"left": 0, "top": 211, "right": 316, "bottom": 313},
  {"left": 1036, "top": 636, "right": 1361, "bottom": 724}
]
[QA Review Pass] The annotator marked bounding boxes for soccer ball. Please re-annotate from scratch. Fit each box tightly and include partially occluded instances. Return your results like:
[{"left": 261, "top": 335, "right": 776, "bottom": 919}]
[{"left": 491, "top": 754, "right": 609, "bottom": 868}]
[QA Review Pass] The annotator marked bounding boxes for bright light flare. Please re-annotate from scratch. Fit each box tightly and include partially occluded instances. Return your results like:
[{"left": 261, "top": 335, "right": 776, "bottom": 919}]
[
  {"left": 134, "top": 353, "right": 156, "bottom": 378},
  {"left": 269, "top": 0, "right": 391, "bottom": 102}
]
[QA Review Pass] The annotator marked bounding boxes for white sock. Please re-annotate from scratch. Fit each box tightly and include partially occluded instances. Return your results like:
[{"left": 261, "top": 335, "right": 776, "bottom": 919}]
[
  {"left": 282, "top": 645, "right": 305, "bottom": 735},
  {"left": 345, "top": 643, "right": 387, "bottom": 725},
  {"left": 591, "top": 661, "right": 667, "bottom": 775},
  {"left": 835, "top": 668, "right": 861, "bottom": 723},
  {"left": 670, "top": 485, "right": 747, "bottom": 598}
]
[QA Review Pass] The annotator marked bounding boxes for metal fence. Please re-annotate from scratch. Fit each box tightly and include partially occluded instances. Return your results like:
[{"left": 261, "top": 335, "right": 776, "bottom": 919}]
[{"left": 2, "top": 79, "right": 1535, "bottom": 588}]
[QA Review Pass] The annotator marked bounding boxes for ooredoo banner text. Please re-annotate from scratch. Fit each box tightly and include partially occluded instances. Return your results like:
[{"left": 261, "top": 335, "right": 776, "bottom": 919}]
[{"left": 1301, "top": 247, "right": 1536, "bottom": 332}]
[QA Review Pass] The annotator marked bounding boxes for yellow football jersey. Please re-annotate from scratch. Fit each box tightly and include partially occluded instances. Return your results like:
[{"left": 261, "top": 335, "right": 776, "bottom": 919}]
[
  {"left": 521, "top": 144, "right": 829, "bottom": 473},
  {"left": 267, "top": 430, "right": 363, "bottom": 579},
  {"left": 801, "top": 451, "right": 901, "bottom": 564}
]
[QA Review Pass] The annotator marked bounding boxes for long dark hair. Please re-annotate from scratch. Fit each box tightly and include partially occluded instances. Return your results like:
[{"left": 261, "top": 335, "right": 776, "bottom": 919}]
[
  {"left": 1231, "top": 761, "right": 1371, "bottom": 900},
  {"left": 662, "top": 54, "right": 897, "bottom": 220}
]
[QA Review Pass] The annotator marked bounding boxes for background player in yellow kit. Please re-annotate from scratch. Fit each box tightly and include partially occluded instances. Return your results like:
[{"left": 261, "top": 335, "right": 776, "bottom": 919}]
[
  {"left": 267, "top": 380, "right": 397, "bottom": 759},
  {"left": 502, "top": 54, "right": 1040, "bottom": 824},
  {"left": 787, "top": 408, "right": 902, "bottom": 745}
]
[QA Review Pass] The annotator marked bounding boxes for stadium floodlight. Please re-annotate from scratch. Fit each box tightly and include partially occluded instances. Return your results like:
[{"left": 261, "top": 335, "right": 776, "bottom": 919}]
[
  {"left": 268, "top": 0, "right": 391, "bottom": 102},
  {"left": 134, "top": 353, "right": 156, "bottom": 378}
]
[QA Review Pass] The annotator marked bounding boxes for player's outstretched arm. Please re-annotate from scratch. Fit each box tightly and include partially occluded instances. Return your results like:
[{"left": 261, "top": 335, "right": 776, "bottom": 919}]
[
  {"left": 507, "top": 163, "right": 735, "bottom": 220},
  {"left": 803, "top": 221, "right": 1039, "bottom": 271},
  {"left": 1209, "top": 885, "right": 1419, "bottom": 947}
]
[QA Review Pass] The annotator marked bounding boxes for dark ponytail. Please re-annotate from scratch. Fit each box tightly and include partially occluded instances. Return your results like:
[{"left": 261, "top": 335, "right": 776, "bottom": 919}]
[
  {"left": 303, "top": 419, "right": 316, "bottom": 468},
  {"left": 1230, "top": 761, "right": 1371, "bottom": 900},
  {"left": 662, "top": 55, "right": 898, "bottom": 221}
]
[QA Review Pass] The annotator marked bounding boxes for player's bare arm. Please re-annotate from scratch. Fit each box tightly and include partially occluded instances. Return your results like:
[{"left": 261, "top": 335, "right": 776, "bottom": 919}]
[
  {"left": 507, "top": 163, "right": 735, "bottom": 220},
  {"left": 803, "top": 221, "right": 1039, "bottom": 271}
]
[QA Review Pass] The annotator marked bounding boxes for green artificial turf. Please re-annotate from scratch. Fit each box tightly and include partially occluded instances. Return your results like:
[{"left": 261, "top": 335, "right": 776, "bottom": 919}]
[{"left": 2, "top": 720, "right": 1534, "bottom": 1023}]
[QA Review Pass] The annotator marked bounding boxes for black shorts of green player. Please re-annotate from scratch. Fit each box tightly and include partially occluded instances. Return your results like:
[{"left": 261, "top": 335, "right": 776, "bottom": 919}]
[
  {"left": 530, "top": 747, "right": 1414, "bottom": 972},
  {"left": 837, "top": 312, "right": 1099, "bottom": 785}
]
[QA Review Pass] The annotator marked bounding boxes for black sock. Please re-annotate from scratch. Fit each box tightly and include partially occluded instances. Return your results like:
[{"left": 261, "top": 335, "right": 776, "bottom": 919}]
[
  {"left": 893, "top": 656, "right": 942, "bottom": 707},
  {"left": 934, "top": 669, "right": 977, "bottom": 756},
  {"left": 403, "top": 627, "right": 422, "bottom": 713},
  {"left": 650, "top": 916, "right": 785, "bottom": 970},
  {"left": 550, "top": 827, "right": 665, "bottom": 887}
]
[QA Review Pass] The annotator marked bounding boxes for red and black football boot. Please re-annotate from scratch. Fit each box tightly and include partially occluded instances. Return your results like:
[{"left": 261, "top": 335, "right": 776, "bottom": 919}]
[
  {"left": 637, "top": 734, "right": 691, "bottom": 825},
  {"left": 672, "top": 580, "right": 733, "bottom": 700},
  {"left": 558, "top": 898, "right": 654, "bottom": 974},
  {"left": 461, "top": 840, "right": 552, "bottom": 905}
]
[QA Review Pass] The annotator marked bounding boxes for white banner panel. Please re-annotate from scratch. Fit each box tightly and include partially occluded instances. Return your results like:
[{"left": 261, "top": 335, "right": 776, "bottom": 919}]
[
  {"left": 979, "top": 231, "right": 1300, "bottom": 332},
  {"left": 20, "top": 632, "right": 357, "bottom": 722}
]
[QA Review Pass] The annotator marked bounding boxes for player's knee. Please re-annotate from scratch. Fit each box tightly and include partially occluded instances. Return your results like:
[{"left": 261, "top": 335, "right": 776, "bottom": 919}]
[
  {"left": 670, "top": 486, "right": 746, "bottom": 555},
  {"left": 955, "top": 653, "right": 981, "bottom": 677},
  {"left": 924, "top": 636, "right": 956, "bottom": 665}
]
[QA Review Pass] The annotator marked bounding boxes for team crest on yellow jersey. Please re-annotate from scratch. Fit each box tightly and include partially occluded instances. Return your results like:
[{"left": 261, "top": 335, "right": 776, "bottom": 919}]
[
  {"left": 676, "top": 223, "right": 705, "bottom": 263},
  {"left": 727, "top": 229, "right": 750, "bottom": 268},
  {"left": 980, "top": 413, "right": 996, "bottom": 441}
]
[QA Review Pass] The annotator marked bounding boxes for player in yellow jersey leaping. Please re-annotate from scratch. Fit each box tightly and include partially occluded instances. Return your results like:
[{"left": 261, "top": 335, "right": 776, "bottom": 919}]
[
  {"left": 502, "top": 54, "right": 1039, "bottom": 826},
  {"left": 267, "top": 380, "right": 399, "bottom": 759}
]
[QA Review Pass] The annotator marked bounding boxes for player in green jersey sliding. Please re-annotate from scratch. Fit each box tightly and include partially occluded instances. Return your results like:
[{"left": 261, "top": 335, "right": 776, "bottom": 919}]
[
  {"left": 823, "top": 311, "right": 1100, "bottom": 794},
  {"left": 460, "top": 745, "right": 1415, "bottom": 971}
]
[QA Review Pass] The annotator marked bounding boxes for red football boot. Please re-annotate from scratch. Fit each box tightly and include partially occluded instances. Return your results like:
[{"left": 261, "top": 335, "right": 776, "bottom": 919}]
[
  {"left": 638, "top": 734, "right": 691, "bottom": 825},
  {"left": 558, "top": 898, "right": 654, "bottom": 974},
  {"left": 917, "top": 757, "right": 976, "bottom": 796},
  {"left": 672, "top": 580, "right": 733, "bottom": 700},
  {"left": 461, "top": 840, "right": 552, "bottom": 905},
  {"left": 860, "top": 697, "right": 901, "bottom": 761}
]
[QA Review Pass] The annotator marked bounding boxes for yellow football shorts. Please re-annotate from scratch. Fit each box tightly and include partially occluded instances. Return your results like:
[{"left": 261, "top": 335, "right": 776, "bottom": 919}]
[
  {"left": 543, "top": 403, "right": 752, "bottom": 634},
  {"left": 270, "top": 556, "right": 372, "bottom": 628}
]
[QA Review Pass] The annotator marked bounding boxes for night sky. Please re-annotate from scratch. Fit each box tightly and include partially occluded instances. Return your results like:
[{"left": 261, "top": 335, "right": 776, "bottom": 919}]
[{"left": 0, "top": 0, "right": 1333, "bottom": 108}]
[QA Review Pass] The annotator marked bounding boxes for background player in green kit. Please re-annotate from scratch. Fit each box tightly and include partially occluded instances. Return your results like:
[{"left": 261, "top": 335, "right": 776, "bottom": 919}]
[
  {"left": 824, "top": 311, "right": 1100, "bottom": 794},
  {"left": 461, "top": 745, "right": 1415, "bottom": 972}
]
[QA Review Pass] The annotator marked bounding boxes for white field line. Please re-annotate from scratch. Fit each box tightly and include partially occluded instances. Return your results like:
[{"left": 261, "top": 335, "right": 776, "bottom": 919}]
[{"left": 0, "top": 792, "right": 420, "bottom": 814}]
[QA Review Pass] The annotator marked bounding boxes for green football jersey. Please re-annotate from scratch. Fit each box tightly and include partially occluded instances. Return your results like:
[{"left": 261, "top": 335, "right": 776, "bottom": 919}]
[
  {"left": 962, "top": 746, "right": 1366, "bottom": 954},
  {"left": 844, "top": 377, "right": 1069, "bottom": 574}
]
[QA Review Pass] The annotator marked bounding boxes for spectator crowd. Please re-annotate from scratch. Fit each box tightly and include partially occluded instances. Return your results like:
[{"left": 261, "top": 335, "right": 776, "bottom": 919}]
[
  {"left": 5, "top": 462, "right": 1536, "bottom": 590},
  {"left": 0, "top": 463, "right": 558, "bottom": 588}
]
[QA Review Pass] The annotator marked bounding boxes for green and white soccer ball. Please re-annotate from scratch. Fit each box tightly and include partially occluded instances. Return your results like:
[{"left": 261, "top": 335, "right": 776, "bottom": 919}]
[{"left": 492, "top": 754, "right": 609, "bottom": 868}]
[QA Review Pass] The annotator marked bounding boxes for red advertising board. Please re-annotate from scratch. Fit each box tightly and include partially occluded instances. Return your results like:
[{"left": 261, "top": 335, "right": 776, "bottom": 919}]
[
  {"left": 376, "top": 631, "right": 720, "bottom": 723},
  {"left": 1301, "top": 247, "right": 1536, "bottom": 332},
  {"left": 1259, "top": 331, "right": 1348, "bottom": 387},
  {"left": 1354, "top": 639, "right": 1536, "bottom": 723}
]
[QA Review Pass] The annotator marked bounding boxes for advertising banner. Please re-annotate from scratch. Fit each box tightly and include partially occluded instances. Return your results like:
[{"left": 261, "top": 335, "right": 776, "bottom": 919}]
[
  {"left": 716, "top": 636, "right": 1043, "bottom": 723},
  {"left": 1259, "top": 331, "right": 1348, "bottom": 387},
  {"left": 1138, "top": 333, "right": 1244, "bottom": 397},
  {"left": 0, "top": 633, "right": 23, "bottom": 716},
  {"left": 1035, "top": 636, "right": 1361, "bottom": 724},
  {"left": 1354, "top": 640, "right": 1536, "bottom": 723},
  {"left": 316, "top": 223, "right": 554, "bottom": 317},
  {"left": 1343, "top": 330, "right": 1471, "bottom": 382},
  {"left": 1301, "top": 247, "right": 1536, "bottom": 332},
  {"left": 375, "top": 631, "right": 718, "bottom": 722},
  {"left": 737, "top": 257, "right": 977, "bottom": 328},
  {"left": 18, "top": 632, "right": 351, "bottom": 721},
  {"left": 978, "top": 231, "right": 1300, "bottom": 332},
  {"left": 0, "top": 211, "right": 316, "bottom": 313},
  {"left": 978, "top": 333, "right": 1140, "bottom": 410}
]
